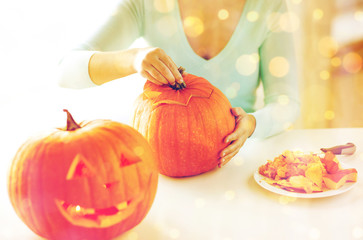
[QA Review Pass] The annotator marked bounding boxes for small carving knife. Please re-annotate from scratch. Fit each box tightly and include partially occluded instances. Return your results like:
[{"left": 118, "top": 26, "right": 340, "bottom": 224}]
[{"left": 320, "top": 142, "right": 356, "bottom": 155}]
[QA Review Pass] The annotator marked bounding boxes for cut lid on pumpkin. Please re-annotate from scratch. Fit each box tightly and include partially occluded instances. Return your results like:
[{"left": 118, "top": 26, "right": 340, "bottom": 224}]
[{"left": 143, "top": 81, "right": 214, "bottom": 108}]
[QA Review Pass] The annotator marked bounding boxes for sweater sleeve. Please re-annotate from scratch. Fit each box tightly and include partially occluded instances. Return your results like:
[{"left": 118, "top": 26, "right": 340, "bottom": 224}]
[
  {"left": 57, "top": 0, "right": 144, "bottom": 89},
  {"left": 250, "top": 0, "right": 301, "bottom": 139}
]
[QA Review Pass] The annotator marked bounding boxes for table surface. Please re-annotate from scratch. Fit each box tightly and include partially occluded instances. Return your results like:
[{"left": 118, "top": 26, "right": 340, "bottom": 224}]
[{"left": 1, "top": 126, "right": 363, "bottom": 240}]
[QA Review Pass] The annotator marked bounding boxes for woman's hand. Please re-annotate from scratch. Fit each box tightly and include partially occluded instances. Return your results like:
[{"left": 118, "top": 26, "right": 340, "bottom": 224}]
[
  {"left": 133, "top": 47, "right": 184, "bottom": 86},
  {"left": 218, "top": 107, "right": 256, "bottom": 168}
]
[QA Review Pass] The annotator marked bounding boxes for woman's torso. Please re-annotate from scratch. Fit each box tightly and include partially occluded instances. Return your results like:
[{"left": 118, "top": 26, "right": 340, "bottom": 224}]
[{"left": 143, "top": 0, "right": 270, "bottom": 111}]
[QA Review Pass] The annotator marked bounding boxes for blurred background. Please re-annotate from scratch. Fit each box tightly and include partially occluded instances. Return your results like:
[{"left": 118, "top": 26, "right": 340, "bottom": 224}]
[
  {"left": 294, "top": 0, "right": 363, "bottom": 129},
  {"left": 0, "top": 0, "right": 362, "bottom": 130}
]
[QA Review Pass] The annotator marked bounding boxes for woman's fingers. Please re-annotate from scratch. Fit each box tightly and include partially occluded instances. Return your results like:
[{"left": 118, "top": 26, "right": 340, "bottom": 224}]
[
  {"left": 140, "top": 69, "right": 165, "bottom": 85},
  {"left": 220, "top": 130, "right": 248, "bottom": 160},
  {"left": 162, "top": 55, "right": 183, "bottom": 83},
  {"left": 219, "top": 149, "right": 239, "bottom": 168},
  {"left": 219, "top": 138, "right": 246, "bottom": 167},
  {"left": 224, "top": 121, "right": 244, "bottom": 144},
  {"left": 151, "top": 60, "right": 176, "bottom": 85},
  {"left": 218, "top": 107, "right": 256, "bottom": 168},
  {"left": 135, "top": 47, "right": 182, "bottom": 85},
  {"left": 231, "top": 106, "right": 246, "bottom": 117}
]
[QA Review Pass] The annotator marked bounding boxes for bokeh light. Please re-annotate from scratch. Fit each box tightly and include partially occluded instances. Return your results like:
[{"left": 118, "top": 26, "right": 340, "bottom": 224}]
[
  {"left": 224, "top": 190, "right": 236, "bottom": 201},
  {"left": 309, "top": 227, "right": 321, "bottom": 240},
  {"left": 169, "top": 228, "right": 180, "bottom": 239},
  {"left": 331, "top": 57, "right": 342, "bottom": 67},
  {"left": 246, "top": 11, "right": 259, "bottom": 22},
  {"left": 194, "top": 198, "right": 206, "bottom": 208},
  {"left": 124, "top": 231, "right": 138, "bottom": 240},
  {"left": 153, "top": 0, "right": 174, "bottom": 13},
  {"left": 183, "top": 16, "right": 204, "bottom": 38},
  {"left": 313, "top": 8, "right": 324, "bottom": 20},
  {"left": 157, "top": 16, "right": 178, "bottom": 37},
  {"left": 278, "top": 195, "right": 297, "bottom": 204},
  {"left": 233, "top": 156, "right": 244, "bottom": 166},
  {"left": 280, "top": 12, "right": 300, "bottom": 32},
  {"left": 342, "top": 52, "right": 363, "bottom": 74},
  {"left": 318, "top": 36, "right": 339, "bottom": 58},
  {"left": 269, "top": 56, "right": 290, "bottom": 77},
  {"left": 133, "top": 146, "right": 144, "bottom": 156},
  {"left": 218, "top": 9, "right": 229, "bottom": 20},
  {"left": 353, "top": 226, "right": 363, "bottom": 239},
  {"left": 284, "top": 122, "right": 293, "bottom": 130},
  {"left": 324, "top": 110, "right": 335, "bottom": 120},
  {"left": 278, "top": 94, "right": 290, "bottom": 105},
  {"left": 266, "top": 12, "right": 282, "bottom": 32},
  {"left": 225, "top": 87, "right": 237, "bottom": 99},
  {"left": 354, "top": 10, "right": 363, "bottom": 22},
  {"left": 235, "top": 54, "right": 259, "bottom": 76},
  {"left": 291, "top": 0, "right": 302, "bottom": 4},
  {"left": 319, "top": 70, "right": 330, "bottom": 80},
  {"left": 75, "top": 205, "right": 81, "bottom": 213},
  {"left": 225, "top": 82, "right": 240, "bottom": 99}
]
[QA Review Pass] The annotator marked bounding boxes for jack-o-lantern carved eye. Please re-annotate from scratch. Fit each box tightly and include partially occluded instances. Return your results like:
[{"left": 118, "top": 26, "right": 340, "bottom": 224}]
[
  {"left": 120, "top": 154, "right": 141, "bottom": 168},
  {"left": 66, "top": 154, "right": 96, "bottom": 180}
]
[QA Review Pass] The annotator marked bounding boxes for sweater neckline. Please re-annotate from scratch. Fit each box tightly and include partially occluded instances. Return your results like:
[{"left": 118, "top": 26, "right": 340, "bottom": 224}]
[{"left": 173, "top": 0, "right": 252, "bottom": 64}]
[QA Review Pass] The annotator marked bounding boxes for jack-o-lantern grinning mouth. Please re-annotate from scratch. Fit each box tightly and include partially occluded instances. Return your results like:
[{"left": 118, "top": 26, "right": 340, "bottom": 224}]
[
  {"left": 54, "top": 174, "right": 154, "bottom": 228},
  {"left": 55, "top": 193, "right": 144, "bottom": 228}
]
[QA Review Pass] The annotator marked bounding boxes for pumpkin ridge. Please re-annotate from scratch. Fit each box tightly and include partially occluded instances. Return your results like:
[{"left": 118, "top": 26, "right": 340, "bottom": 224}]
[
  {"left": 131, "top": 164, "right": 145, "bottom": 225},
  {"left": 196, "top": 98, "right": 214, "bottom": 172},
  {"left": 8, "top": 141, "right": 27, "bottom": 222},
  {"left": 105, "top": 129, "right": 126, "bottom": 201},
  {"left": 39, "top": 140, "right": 64, "bottom": 238},
  {"left": 184, "top": 102, "right": 192, "bottom": 175},
  {"left": 97, "top": 131, "right": 121, "bottom": 207},
  {"left": 203, "top": 97, "right": 220, "bottom": 172},
  {"left": 135, "top": 174, "right": 155, "bottom": 224},
  {"left": 215, "top": 88, "right": 235, "bottom": 136},
  {"left": 10, "top": 143, "right": 30, "bottom": 232},
  {"left": 214, "top": 90, "right": 232, "bottom": 143},
  {"left": 215, "top": 94, "right": 226, "bottom": 155},
  {"left": 77, "top": 131, "right": 98, "bottom": 212},
  {"left": 171, "top": 105, "right": 178, "bottom": 174},
  {"left": 156, "top": 109, "right": 165, "bottom": 174},
  {"left": 29, "top": 141, "right": 51, "bottom": 237}
]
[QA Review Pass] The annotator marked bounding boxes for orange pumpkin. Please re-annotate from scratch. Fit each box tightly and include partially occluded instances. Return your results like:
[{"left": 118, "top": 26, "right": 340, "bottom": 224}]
[
  {"left": 132, "top": 68, "right": 235, "bottom": 177},
  {"left": 8, "top": 110, "right": 158, "bottom": 240}
]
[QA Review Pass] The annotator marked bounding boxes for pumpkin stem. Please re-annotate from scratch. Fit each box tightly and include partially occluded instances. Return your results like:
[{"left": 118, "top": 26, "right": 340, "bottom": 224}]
[
  {"left": 63, "top": 109, "right": 81, "bottom": 131},
  {"left": 178, "top": 66, "right": 185, "bottom": 75},
  {"left": 170, "top": 67, "right": 187, "bottom": 90}
]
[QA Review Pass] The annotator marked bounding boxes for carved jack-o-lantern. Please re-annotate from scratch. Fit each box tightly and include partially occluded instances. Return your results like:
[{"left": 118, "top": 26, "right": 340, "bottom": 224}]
[{"left": 7, "top": 110, "right": 158, "bottom": 240}]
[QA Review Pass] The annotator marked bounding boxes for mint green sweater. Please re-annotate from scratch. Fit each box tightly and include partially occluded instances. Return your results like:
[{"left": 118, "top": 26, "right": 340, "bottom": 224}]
[{"left": 58, "top": 0, "right": 300, "bottom": 139}]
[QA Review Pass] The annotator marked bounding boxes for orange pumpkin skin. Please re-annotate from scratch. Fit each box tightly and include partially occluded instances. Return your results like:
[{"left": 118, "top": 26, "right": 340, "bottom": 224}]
[
  {"left": 132, "top": 72, "right": 235, "bottom": 177},
  {"left": 8, "top": 113, "right": 158, "bottom": 240}
]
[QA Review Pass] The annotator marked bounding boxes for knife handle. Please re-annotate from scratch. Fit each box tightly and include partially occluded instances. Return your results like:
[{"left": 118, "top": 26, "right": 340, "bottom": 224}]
[{"left": 320, "top": 143, "right": 356, "bottom": 155}]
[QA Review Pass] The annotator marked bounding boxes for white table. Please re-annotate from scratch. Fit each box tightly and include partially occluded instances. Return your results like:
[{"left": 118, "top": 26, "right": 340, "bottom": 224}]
[{"left": 1, "top": 127, "right": 362, "bottom": 240}]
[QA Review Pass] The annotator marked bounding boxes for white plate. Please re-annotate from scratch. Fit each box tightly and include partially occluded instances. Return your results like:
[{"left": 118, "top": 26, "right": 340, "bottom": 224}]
[{"left": 254, "top": 163, "right": 357, "bottom": 198}]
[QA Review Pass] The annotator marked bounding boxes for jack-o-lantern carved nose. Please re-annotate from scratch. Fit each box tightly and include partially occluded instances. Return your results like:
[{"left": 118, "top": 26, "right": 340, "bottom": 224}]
[{"left": 103, "top": 181, "right": 118, "bottom": 189}]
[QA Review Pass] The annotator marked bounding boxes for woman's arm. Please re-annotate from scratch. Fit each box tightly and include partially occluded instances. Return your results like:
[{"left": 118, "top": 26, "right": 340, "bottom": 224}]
[
  {"left": 251, "top": 0, "right": 301, "bottom": 139},
  {"left": 57, "top": 0, "right": 141, "bottom": 89},
  {"left": 88, "top": 47, "right": 183, "bottom": 86},
  {"left": 58, "top": 0, "right": 182, "bottom": 89}
]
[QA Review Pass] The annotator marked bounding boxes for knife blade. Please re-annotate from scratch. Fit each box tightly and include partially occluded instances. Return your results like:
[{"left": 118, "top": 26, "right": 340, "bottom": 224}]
[{"left": 320, "top": 142, "right": 356, "bottom": 155}]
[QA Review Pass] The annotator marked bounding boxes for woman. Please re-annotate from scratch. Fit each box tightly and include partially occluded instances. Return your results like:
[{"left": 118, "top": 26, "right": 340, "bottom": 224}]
[{"left": 58, "top": 0, "right": 300, "bottom": 167}]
